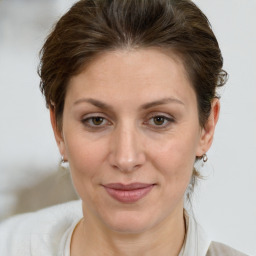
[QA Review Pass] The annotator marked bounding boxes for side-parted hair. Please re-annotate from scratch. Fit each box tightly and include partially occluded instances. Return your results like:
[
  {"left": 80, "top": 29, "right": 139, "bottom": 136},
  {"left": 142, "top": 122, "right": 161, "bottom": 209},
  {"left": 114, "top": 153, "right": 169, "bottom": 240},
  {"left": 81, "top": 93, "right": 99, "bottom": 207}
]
[
  {"left": 38, "top": 0, "right": 228, "bottom": 189},
  {"left": 39, "top": 0, "right": 227, "bottom": 130}
]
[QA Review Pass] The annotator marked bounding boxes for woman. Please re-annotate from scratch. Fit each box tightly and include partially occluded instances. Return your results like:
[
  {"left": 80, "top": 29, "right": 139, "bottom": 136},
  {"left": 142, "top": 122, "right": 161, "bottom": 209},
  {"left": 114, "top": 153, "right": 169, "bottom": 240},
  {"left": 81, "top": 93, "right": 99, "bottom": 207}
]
[{"left": 0, "top": 0, "right": 248, "bottom": 255}]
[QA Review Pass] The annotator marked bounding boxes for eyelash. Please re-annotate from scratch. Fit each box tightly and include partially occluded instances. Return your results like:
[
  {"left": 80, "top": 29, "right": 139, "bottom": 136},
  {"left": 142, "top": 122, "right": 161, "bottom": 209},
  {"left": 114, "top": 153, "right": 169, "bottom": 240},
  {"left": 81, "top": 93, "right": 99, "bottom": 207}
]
[
  {"left": 81, "top": 115, "right": 111, "bottom": 129},
  {"left": 145, "top": 114, "right": 175, "bottom": 129},
  {"left": 81, "top": 114, "right": 175, "bottom": 130}
]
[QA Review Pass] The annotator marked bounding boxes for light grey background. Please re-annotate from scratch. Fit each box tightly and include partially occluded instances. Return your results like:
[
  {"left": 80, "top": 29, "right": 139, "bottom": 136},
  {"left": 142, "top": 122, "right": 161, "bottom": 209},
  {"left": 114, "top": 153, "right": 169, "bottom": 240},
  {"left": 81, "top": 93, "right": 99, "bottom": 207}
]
[{"left": 0, "top": 0, "right": 255, "bottom": 255}]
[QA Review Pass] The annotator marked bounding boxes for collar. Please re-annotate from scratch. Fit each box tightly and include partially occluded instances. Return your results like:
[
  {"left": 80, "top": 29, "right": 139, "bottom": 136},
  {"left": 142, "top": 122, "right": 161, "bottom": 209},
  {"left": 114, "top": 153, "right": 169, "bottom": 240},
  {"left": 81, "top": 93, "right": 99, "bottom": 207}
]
[{"left": 179, "top": 210, "right": 211, "bottom": 256}]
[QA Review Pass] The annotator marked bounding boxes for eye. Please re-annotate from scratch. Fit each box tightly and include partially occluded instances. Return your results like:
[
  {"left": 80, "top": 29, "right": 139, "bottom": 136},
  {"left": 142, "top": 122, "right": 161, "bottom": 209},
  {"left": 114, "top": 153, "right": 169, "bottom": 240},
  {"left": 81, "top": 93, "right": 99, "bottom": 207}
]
[
  {"left": 82, "top": 115, "right": 110, "bottom": 128},
  {"left": 146, "top": 114, "right": 174, "bottom": 128},
  {"left": 90, "top": 117, "right": 104, "bottom": 125},
  {"left": 152, "top": 116, "right": 167, "bottom": 126}
]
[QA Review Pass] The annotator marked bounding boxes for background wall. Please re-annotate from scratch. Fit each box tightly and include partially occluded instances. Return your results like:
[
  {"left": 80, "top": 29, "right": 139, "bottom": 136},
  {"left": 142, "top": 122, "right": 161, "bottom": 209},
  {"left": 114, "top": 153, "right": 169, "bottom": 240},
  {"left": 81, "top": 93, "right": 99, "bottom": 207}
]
[{"left": 0, "top": 0, "right": 255, "bottom": 255}]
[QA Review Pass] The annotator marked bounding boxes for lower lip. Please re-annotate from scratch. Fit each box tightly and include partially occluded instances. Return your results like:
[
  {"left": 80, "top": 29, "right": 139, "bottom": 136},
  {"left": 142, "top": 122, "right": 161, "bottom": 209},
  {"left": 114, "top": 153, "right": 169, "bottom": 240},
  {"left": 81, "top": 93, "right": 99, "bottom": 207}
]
[{"left": 104, "top": 185, "right": 154, "bottom": 203}]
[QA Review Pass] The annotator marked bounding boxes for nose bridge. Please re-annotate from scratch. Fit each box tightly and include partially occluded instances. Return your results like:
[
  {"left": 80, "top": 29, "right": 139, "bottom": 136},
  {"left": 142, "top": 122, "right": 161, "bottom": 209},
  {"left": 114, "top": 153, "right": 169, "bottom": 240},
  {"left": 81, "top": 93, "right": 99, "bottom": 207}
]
[{"left": 110, "top": 120, "right": 145, "bottom": 172}]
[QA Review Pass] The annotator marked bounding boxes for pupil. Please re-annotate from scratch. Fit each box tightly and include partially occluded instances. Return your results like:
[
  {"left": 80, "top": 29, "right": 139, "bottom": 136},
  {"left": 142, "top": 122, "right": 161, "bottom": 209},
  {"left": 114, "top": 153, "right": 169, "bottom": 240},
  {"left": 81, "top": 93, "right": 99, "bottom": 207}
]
[
  {"left": 93, "top": 117, "right": 103, "bottom": 125},
  {"left": 154, "top": 116, "right": 164, "bottom": 125}
]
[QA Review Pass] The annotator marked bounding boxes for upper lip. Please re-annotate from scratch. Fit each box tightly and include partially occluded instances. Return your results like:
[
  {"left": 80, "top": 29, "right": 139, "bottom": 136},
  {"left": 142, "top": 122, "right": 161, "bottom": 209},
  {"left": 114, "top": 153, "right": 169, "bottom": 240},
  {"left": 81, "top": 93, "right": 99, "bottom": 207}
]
[{"left": 103, "top": 183, "right": 154, "bottom": 191}]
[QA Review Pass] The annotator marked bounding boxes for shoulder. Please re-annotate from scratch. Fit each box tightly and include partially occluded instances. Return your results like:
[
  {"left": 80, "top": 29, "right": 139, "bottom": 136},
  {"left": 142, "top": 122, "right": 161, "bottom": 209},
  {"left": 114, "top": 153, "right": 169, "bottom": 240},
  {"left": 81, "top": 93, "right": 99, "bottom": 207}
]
[
  {"left": 0, "top": 200, "right": 82, "bottom": 256},
  {"left": 207, "top": 241, "right": 248, "bottom": 256}
]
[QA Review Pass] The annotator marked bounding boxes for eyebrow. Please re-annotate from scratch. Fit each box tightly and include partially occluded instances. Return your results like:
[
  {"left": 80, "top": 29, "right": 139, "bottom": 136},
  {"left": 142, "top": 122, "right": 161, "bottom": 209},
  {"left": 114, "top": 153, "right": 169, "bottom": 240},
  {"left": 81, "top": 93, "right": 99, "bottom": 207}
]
[
  {"left": 141, "top": 97, "right": 184, "bottom": 109},
  {"left": 73, "top": 97, "right": 184, "bottom": 110},
  {"left": 74, "top": 98, "right": 114, "bottom": 111}
]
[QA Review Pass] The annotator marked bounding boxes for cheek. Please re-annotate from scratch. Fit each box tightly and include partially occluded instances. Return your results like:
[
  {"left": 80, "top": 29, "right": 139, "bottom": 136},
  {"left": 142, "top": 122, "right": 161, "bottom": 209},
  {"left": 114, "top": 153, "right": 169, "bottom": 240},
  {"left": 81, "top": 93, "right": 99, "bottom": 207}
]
[
  {"left": 64, "top": 134, "right": 107, "bottom": 191},
  {"left": 148, "top": 130, "right": 199, "bottom": 190}
]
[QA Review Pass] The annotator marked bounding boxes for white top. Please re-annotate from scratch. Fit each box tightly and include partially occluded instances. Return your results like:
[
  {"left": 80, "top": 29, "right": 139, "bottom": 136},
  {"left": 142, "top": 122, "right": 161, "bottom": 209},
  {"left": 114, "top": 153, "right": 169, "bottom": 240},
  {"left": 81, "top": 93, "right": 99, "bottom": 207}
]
[
  {"left": 0, "top": 200, "right": 211, "bottom": 256},
  {"left": 179, "top": 211, "right": 211, "bottom": 256}
]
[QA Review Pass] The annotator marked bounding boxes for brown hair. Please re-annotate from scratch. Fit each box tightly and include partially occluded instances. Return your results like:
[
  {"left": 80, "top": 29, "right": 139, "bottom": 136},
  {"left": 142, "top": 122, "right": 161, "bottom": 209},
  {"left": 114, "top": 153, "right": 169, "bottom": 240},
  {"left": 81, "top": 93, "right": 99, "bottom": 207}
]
[
  {"left": 39, "top": 0, "right": 227, "bottom": 186},
  {"left": 39, "top": 0, "right": 227, "bottom": 130}
]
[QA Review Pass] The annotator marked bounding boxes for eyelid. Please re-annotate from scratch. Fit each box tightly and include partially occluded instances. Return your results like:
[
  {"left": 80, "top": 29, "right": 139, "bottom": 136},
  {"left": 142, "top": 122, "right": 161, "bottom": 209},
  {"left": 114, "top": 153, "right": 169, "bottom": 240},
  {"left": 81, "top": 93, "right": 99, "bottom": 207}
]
[
  {"left": 147, "top": 112, "right": 175, "bottom": 121},
  {"left": 81, "top": 113, "right": 112, "bottom": 128},
  {"left": 147, "top": 111, "right": 173, "bottom": 118},
  {"left": 145, "top": 112, "right": 175, "bottom": 128}
]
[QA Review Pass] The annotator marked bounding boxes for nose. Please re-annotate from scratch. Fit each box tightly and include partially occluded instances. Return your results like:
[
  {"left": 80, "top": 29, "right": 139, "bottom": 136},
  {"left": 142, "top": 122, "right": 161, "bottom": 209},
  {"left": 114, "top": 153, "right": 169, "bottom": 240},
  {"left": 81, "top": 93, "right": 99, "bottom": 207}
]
[{"left": 108, "top": 123, "right": 146, "bottom": 172}]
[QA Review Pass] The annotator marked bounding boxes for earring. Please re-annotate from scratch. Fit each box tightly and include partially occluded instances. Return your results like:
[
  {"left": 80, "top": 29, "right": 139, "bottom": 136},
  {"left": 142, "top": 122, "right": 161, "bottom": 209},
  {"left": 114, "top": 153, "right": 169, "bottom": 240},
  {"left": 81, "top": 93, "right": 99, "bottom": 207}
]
[
  {"left": 202, "top": 153, "right": 208, "bottom": 162},
  {"left": 60, "top": 156, "right": 68, "bottom": 169},
  {"left": 61, "top": 156, "right": 66, "bottom": 164}
]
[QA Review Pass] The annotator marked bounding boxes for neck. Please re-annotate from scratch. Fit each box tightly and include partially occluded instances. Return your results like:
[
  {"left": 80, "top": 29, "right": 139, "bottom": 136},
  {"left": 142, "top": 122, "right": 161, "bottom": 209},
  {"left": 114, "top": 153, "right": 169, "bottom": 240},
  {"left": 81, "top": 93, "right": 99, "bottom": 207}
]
[{"left": 71, "top": 205, "right": 186, "bottom": 256}]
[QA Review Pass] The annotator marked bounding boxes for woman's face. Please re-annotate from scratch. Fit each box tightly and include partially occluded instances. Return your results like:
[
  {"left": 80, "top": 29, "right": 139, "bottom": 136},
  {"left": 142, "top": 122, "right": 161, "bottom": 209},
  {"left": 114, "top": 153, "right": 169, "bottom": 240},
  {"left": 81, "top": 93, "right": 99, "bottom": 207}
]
[{"left": 52, "top": 48, "right": 217, "bottom": 233}]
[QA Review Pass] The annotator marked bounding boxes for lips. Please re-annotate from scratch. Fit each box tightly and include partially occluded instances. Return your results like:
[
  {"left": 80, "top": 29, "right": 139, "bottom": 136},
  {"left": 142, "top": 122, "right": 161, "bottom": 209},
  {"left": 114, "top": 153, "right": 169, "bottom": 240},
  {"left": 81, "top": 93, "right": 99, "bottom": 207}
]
[{"left": 103, "top": 183, "right": 155, "bottom": 203}]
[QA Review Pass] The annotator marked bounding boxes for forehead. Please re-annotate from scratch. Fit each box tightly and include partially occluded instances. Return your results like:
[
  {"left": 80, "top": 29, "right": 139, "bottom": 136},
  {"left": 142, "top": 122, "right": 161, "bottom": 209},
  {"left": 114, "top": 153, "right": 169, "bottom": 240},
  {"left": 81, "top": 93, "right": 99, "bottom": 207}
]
[{"left": 66, "top": 48, "right": 196, "bottom": 107}]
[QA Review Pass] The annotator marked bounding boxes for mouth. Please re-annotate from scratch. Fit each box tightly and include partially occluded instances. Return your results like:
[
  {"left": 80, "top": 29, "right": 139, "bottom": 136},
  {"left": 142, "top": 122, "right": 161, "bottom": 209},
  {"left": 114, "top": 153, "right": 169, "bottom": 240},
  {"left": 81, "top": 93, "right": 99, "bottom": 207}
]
[{"left": 102, "top": 183, "right": 155, "bottom": 203}]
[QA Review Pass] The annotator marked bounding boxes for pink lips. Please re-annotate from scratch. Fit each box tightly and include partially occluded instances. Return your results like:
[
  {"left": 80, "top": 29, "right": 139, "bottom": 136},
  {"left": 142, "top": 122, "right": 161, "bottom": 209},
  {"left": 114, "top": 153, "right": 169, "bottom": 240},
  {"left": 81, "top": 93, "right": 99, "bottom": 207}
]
[{"left": 103, "top": 183, "right": 154, "bottom": 203}]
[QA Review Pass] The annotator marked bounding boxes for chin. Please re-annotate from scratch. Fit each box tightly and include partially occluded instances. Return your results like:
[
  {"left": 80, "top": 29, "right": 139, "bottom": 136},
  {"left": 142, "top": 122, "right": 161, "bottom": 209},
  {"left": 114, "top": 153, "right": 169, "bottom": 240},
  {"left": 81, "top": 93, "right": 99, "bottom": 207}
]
[
  {"left": 100, "top": 208, "right": 161, "bottom": 234},
  {"left": 107, "top": 219, "right": 151, "bottom": 234}
]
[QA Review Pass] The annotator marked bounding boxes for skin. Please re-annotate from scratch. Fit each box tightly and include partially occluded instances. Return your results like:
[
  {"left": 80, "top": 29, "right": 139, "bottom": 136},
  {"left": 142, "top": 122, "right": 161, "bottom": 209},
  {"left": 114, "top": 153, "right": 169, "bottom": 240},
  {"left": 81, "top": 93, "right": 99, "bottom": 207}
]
[{"left": 50, "top": 48, "right": 219, "bottom": 256}]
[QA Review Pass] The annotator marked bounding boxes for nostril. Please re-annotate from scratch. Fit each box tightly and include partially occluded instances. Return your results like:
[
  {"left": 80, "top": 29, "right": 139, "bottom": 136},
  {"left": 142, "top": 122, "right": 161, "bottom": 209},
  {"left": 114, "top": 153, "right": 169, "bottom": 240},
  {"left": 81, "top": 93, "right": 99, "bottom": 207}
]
[{"left": 109, "top": 152, "right": 146, "bottom": 172}]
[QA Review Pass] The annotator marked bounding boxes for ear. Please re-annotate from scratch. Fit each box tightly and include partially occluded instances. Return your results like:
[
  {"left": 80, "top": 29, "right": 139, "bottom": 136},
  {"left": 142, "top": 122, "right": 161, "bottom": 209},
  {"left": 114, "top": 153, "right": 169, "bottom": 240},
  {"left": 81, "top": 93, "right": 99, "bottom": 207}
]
[
  {"left": 196, "top": 98, "right": 220, "bottom": 157},
  {"left": 50, "top": 107, "right": 67, "bottom": 160}
]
